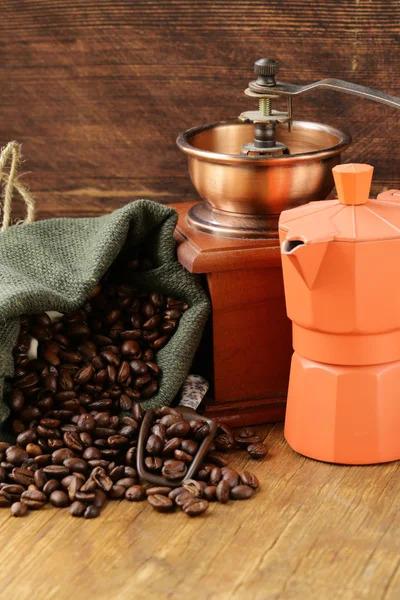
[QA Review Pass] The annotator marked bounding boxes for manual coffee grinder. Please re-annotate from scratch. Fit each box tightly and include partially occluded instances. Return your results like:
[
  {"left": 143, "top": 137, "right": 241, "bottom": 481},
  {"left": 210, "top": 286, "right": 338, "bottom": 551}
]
[{"left": 172, "top": 58, "right": 400, "bottom": 426}]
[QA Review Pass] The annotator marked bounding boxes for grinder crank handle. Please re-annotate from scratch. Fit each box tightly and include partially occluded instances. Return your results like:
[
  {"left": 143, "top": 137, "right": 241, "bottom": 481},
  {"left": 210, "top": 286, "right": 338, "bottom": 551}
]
[{"left": 264, "top": 79, "right": 400, "bottom": 112}]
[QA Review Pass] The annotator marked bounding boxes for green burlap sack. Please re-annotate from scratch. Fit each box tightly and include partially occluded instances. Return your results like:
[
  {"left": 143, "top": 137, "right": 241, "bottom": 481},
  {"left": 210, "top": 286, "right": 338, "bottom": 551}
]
[{"left": 0, "top": 199, "right": 210, "bottom": 440}]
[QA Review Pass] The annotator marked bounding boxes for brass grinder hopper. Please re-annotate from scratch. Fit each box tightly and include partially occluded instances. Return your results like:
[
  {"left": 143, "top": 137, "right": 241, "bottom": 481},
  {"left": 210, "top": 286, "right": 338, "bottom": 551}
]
[{"left": 177, "top": 58, "right": 400, "bottom": 239}]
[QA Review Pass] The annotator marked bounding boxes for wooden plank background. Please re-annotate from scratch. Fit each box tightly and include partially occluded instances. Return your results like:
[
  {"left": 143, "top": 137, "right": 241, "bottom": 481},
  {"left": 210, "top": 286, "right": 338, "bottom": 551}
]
[{"left": 0, "top": 0, "right": 399, "bottom": 220}]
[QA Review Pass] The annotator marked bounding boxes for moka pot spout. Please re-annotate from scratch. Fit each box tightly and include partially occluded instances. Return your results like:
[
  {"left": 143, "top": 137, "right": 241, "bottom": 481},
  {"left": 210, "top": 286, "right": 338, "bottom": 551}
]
[{"left": 281, "top": 236, "right": 330, "bottom": 290}]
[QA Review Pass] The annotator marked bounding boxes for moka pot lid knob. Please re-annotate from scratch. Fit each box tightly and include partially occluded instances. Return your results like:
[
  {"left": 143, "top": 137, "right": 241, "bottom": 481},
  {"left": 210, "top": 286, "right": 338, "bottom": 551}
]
[{"left": 332, "top": 164, "right": 374, "bottom": 206}]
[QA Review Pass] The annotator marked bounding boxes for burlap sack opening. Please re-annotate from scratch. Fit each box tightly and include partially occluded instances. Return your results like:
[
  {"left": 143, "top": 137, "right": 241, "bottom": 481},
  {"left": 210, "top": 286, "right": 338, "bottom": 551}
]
[{"left": 0, "top": 199, "right": 210, "bottom": 441}]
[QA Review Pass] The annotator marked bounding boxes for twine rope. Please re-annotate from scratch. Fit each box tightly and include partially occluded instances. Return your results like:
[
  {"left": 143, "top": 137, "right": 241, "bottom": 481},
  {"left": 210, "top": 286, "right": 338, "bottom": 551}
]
[{"left": 0, "top": 141, "right": 35, "bottom": 231}]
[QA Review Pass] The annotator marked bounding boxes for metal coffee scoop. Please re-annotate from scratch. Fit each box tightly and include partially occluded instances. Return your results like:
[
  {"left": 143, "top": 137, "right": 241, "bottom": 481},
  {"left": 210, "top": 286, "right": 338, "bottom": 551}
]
[{"left": 137, "top": 376, "right": 218, "bottom": 488}]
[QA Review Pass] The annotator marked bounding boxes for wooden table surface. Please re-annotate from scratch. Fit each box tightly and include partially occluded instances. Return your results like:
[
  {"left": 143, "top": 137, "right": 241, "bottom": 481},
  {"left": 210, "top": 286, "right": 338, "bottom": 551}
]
[{"left": 1, "top": 422, "right": 400, "bottom": 600}]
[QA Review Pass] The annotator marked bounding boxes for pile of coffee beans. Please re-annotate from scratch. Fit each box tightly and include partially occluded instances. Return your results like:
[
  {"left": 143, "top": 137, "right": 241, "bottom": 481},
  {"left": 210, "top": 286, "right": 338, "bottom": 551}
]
[
  {"left": 140, "top": 408, "right": 261, "bottom": 516},
  {"left": 0, "top": 254, "right": 266, "bottom": 519},
  {"left": 12, "top": 255, "right": 187, "bottom": 422},
  {"left": 0, "top": 398, "right": 146, "bottom": 518}
]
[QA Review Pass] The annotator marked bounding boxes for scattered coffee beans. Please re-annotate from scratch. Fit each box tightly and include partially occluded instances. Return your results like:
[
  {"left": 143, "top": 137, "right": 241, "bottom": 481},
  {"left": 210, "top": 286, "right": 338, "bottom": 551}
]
[{"left": 1, "top": 255, "right": 267, "bottom": 520}]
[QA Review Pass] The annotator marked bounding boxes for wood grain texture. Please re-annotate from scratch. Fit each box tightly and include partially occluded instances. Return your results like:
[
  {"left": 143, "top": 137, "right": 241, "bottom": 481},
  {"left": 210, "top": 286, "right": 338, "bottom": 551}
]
[
  {"left": 173, "top": 201, "right": 291, "bottom": 424},
  {"left": 0, "top": 0, "right": 399, "bottom": 222},
  {"left": 1, "top": 423, "right": 400, "bottom": 600}
]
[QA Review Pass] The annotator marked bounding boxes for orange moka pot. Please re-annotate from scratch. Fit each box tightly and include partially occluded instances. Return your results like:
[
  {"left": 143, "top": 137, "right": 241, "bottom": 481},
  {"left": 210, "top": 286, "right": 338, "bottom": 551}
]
[{"left": 279, "top": 164, "right": 400, "bottom": 465}]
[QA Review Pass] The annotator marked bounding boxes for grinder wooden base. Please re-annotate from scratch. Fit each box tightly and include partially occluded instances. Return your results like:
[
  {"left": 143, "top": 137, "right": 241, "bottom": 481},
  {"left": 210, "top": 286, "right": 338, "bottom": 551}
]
[{"left": 170, "top": 201, "right": 292, "bottom": 427}]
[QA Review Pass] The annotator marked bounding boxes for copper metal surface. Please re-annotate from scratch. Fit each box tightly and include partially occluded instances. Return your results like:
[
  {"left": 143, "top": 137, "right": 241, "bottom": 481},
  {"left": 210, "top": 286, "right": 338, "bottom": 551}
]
[{"left": 177, "top": 120, "right": 350, "bottom": 238}]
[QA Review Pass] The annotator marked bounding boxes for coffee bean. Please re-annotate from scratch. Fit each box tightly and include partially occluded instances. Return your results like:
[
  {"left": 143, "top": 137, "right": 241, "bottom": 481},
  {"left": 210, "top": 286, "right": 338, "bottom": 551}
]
[
  {"left": 93, "top": 489, "right": 107, "bottom": 509},
  {"left": 37, "top": 425, "right": 57, "bottom": 439},
  {"left": 174, "top": 490, "right": 195, "bottom": 507},
  {"left": 16, "top": 372, "right": 40, "bottom": 390},
  {"left": 43, "top": 465, "right": 70, "bottom": 478},
  {"left": 123, "top": 466, "right": 137, "bottom": 479},
  {"left": 10, "top": 389, "right": 25, "bottom": 412},
  {"left": 230, "top": 484, "right": 255, "bottom": 502},
  {"left": 47, "top": 440, "right": 63, "bottom": 452},
  {"left": 234, "top": 427, "right": 256, "bottom": 440},
  {"left": 162, "top": 459, "right": 186, "bottom": 481},
  {"left": 167, "top": 421, "right": 190, "bottom": 438},
  {"left": 92, "top": 467, "right": 113, "bottom": 492},
  {"left": 222, "top": 468, "right": 240, "bottom": 489},
  {"left": 0, "top": 493, "right": 11, "bottom": 507},
  {"left": 129, "top": 359, "right": 147, "bottom": 376},
  {"left": 183, "top": 479, "right": 204, "bottom": 497},
  {"left": 216, "top": 480, "right": 230, "bottom": 504},
  {"left": 77, "top": 414, "right": 95, "bottom": 432},
  {"left": 11, "top": 467, "right": 34, "bottom": 487},
  {"left": 115, "top": 477, "right": 136, "bottom": 489},
  {"left": 80, "top": 477, "right": 97, "bottom": 493},
  {"left": 162, "top": 437, "right": 182, "bottom": 455},
  {"left": 174, "top": 449, "right": 193, "bottom": 463},
  {"left": 214, "top": 433, "right": 234, "bottom": 452},
  {"left": 180, "top": 439, "right": 198, "bottom": 456},
  {"left": 61, "top": 475, "right": 76, "bottom": 488},
  {"left": 40, "top": 418, "right": 61, "bottom": 429},
  {"left": 34, "top": 469, "right": 46, "bottom": 489},
  {"left": 11, "top": 501, "right": 29, "bottom": 517},
  {"left": 240, "top": 471, "right": 260, "bottom": 489},
  {"left": 43, "top": 479, "right": 61, "bottom": 496},
  {"left": 101, "top": 350, "right": 120, "bottom": 368},
  {"left": 109, "top": 485, "right": 126, "bottom": 499},
  {"left": 67, "top": 475, "right": 84, "bottom": 501},
  {"left": 151, "top": 423, "right": 167, "bottom": 441},
  {"left": 119, "top": 394, "right": 133, "bottom": 411},
  {"left": 94, "top": 427, "right": 116, "bottom": 439},
  {"left": 247, "top": 443, "right": 268, "bottom": 460},
  {"left": 131, "top": 402, "right": 144, "bottom": 423},
  {"left": 146, "top": 487, "right": 172, "bottom": 496},
  {"left": 16, "top": 429, "right": 37, "bottom": 446},
  {"left": 80, "top": 432, "right": 93, "bottom": 447},
  {"left": 182, "top": 498, "right": 209, "bottom": 517},
  {"left": 167, "top": 487, "right": 185, "bottom": 501},
  {"left": 70, "top": 501, "right": 86, "bottom": 517},
  {"left": 84, "top": 505, "right": 100, "bottom": 519},
  {"left": 125, "top": 485, "right": 146, "bottom": 501},
  {"left": 6, "top": 446, "right": 29, "bottom": 466},
  {"left": 107, "top": 435, "right": 129, "bottom": 448},
  {"left": 12, "top": 420, "right": 26, "bottom": 434},
  {"left": 50, "top": 490, "right": 70, "bottom": 507},
  {"left": 146, "top": 434, "right": 163, "bottom": 455},
  {"left": 203, "top": 486, "right": 217, "bottom": 502},
  {"left": 147, "top": 494, "right": 174, "bottom": 512},
  {"left": 160, "top": 414, "right": 182, "bottom": 427},
  {"left": 63, "top": 458, "right": 88, "bottom": 474},
  {"left": 235, "top": 435, "right": 263, "bottom": 448},
  {"left": 20, "top": 489, "right": 46, "bottom": 509},
  {"left": 197, "top": 465, "right": 213, "bottom": 482},
  {"left": 134, "top": 374, "right": 152, "bottom": 389},
  {"left": 75, "top": 491, "right": 96, "bottom": 504},
  {"left": 2, "top": 484, "right": 25, "bottom": 502},
  {"left": 63, "top": 431, "right": 84, "bottom": 453},
  {"left": 82, "top": 447, "right": 102, "bottom": 461},
  {"left": 206, "top": 452, "right": 228, "bottom": 468},
  {"left": 109, "top": 465, "right": 125, "bottom": 482},
  {"left": 209, "top": 467, "right": 222, "bottom": 486},
  {"left": 52, "top": 448, "right": 75, "bottom": 464},
  {"left": 117, "top": 361, "right": 130, "bottom": 384}
]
